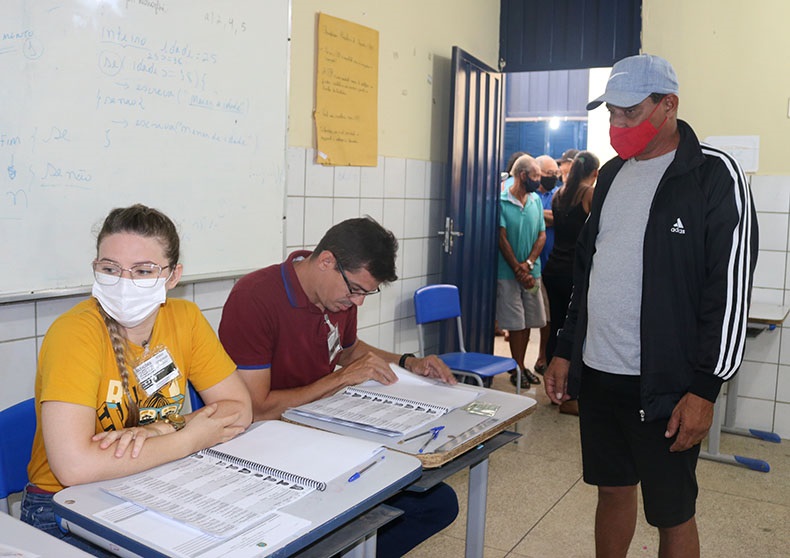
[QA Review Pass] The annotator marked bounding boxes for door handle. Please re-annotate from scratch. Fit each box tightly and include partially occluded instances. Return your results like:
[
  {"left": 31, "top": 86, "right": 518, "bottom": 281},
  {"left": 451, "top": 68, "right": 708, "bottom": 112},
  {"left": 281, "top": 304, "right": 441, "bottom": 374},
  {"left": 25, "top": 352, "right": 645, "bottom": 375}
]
[{"left": 437, "top": 216, "right": 464, "bottom": 254}]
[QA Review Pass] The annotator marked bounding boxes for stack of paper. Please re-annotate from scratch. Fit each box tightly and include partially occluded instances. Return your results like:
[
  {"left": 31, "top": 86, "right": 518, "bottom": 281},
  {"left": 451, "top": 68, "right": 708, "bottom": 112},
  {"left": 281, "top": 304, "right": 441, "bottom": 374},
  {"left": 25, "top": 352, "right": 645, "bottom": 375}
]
[{"left": 287, "top": 365, "right": 480, "bottom": 436}]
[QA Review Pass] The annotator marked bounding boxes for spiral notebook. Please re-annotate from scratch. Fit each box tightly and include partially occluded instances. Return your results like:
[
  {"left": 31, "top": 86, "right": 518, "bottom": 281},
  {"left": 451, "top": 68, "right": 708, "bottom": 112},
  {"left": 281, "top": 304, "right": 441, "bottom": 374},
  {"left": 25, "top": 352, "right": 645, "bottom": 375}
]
[
  {"left": 287, "top": 365, "right": 480, "bottom": 437},
  {"left": 103, "top": 421, "right": 385, "bottom": 539}
]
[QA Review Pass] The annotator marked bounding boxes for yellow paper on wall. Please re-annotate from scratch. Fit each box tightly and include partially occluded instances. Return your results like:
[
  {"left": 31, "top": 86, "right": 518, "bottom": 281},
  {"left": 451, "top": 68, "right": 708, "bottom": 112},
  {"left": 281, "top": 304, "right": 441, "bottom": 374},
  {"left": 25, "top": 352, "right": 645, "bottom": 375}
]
[{"left": 314, "top": 13, "right": 378, "bottom": 166}]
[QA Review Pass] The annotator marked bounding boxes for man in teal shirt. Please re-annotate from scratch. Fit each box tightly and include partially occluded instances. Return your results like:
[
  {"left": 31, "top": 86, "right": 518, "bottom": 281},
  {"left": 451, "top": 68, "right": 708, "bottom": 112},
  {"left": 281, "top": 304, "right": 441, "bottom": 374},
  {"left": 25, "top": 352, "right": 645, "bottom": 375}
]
[{"left": 497, "top": 154, "right": 546, "bottom": 387}]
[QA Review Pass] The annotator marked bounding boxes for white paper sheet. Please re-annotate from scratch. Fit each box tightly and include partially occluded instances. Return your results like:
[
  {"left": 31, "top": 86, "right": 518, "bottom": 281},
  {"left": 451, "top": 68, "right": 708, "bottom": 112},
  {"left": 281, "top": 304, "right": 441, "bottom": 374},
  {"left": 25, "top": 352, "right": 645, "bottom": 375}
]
[
  {"left": 355, "top": 364, "right": 480, "bottom": 410},
  {"left": 287, "top": 365, "right": 480, "bottom": 436},
  {"left": 703, "top": 135, "right": 760, "bottom": 173},
  {"left": 94, "top": 502, "right": 310, "bottom": 558},
  {"left": 103, "top": 421, "right": 384, "bottom": 538}
]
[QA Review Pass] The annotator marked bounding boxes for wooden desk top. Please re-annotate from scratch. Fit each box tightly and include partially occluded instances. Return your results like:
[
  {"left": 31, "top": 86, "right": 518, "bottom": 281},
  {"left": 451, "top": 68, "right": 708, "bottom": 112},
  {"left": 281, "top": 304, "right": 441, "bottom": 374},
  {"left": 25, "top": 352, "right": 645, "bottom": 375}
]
[
  {"left": 748, "top": 302, "right": 790, "bottom": 325},
  {"left": 284, "top": 385, "right": 537, "bottom": 469}
]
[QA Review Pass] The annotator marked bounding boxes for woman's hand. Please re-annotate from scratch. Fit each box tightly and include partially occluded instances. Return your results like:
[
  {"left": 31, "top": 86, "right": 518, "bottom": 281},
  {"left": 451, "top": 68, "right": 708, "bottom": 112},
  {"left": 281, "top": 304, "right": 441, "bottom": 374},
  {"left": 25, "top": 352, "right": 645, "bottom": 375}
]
[
  {"left": 184, "top": 403, "right": 246, "bottom": 451},
  {"left": 92, "top": 422, "right": 169, "bottom": 458}
]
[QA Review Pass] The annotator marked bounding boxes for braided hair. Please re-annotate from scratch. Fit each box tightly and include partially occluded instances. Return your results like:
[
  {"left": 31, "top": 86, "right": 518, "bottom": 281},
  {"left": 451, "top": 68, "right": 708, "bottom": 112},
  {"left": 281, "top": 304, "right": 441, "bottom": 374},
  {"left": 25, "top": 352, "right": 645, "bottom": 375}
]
[{"left": 95, "top": 204, "right": 180, "bottom": 427}]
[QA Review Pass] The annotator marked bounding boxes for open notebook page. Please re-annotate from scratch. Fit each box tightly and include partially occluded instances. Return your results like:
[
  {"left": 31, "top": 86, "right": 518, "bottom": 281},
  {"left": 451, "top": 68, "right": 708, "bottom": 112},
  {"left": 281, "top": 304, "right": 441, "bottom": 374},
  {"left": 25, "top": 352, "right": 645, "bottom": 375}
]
[
  {"left": 103, "top": 421, "right": 385, "bottom": 538},
  {"left": 352, "top": 364, "right": 480, "bottom": 411}
]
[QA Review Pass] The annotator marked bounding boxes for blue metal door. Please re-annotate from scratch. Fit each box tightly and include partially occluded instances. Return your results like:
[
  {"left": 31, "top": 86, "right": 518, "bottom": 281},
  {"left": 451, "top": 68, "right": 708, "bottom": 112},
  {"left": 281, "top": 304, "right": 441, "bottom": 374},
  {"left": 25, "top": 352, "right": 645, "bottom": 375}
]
[{"left": 440, "top": 47, "right": 503, "bottom": 354}]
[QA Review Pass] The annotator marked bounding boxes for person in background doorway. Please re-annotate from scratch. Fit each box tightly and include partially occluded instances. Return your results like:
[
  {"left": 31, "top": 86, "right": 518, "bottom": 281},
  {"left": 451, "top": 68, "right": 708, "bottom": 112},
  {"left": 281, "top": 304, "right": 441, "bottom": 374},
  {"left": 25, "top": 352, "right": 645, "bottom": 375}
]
[
  {"left": 219, "top": 217, "right": 458, "bottom": 558},
  {"left": 544, "top": 54, "right": 757, "bottom": 558},
  {"left": 497, "top": 154, "right": 546, "bottom": 389},
  {"left": 533, "top": 155, "right": 561, "bottom": 375},
  {"left": 542, "top": 150, "right": 599, "bottom": 415},
  {"left": 23, "top": 204, "right": 252, "bottom": 556},
  {"left": 556, "top": 148, "right": 580, "bottom": 185},
  {"left": 496, "top": 150, "right": 528, "bottom": 340},
  {"left": 500, "top": 150, "right": 527, "bottom": 193}
]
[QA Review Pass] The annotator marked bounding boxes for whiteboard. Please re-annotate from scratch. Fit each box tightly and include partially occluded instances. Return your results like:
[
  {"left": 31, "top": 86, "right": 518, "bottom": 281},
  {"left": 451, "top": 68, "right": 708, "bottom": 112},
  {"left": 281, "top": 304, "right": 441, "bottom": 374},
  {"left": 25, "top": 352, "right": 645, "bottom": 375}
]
[{"left": 0, "top": 0, "right": 288, "bottom": 297}]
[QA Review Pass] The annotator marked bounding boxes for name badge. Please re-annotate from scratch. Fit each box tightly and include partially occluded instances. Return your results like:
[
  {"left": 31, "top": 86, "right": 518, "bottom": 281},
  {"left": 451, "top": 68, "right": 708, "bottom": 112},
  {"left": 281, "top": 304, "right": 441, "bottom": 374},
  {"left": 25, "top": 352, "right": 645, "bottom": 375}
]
[
  {"left": 133, "top": 347, "right": 180, "bottom": 397},
  {"left": 325, "top": 314, "right": 342, "bottom": 363}
]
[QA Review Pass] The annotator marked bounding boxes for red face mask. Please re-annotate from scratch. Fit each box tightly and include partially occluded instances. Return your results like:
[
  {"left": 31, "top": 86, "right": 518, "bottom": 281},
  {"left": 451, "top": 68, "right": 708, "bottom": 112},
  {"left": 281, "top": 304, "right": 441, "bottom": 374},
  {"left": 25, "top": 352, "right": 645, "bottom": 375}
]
[{"left": 609, "top": 101, "right": 667, "bottom": 159}]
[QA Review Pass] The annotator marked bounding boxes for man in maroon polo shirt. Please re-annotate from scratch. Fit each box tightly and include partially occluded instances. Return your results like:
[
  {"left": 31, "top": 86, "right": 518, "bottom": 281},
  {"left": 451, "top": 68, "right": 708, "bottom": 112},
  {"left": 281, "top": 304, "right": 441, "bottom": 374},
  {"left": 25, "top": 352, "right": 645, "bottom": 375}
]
[{"left": 219, "top": 216, "right": 458, "bottom": 558}]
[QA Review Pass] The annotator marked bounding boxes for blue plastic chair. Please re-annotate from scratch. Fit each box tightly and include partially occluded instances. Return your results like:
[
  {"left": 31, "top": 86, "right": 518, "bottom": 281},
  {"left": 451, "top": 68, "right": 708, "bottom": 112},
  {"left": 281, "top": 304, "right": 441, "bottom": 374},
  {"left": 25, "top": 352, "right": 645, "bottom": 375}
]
[
  {"left": 188, "top": 382, "right": 205, "bottom": 411},
  {"left": 414, "top": 284, "right": 522, "bottom": 394},
  {"left": 0, "top": 398, "right": 36, "bottom": 515}
]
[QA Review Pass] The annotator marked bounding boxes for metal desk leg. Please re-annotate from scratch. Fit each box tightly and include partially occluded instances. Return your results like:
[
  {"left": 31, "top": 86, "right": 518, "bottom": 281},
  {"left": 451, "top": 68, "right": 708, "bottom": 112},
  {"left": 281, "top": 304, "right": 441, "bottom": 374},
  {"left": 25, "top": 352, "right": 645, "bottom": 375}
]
[
  {"left": 362, "top": 533, "right": 377, "bottom": 558},
  {"left": 339, "top": 541, "right": 363, "bottom": 558},
  {"left": 296, "top": 504, "right": 401, "bottom": 558},
  {"left": 465, "top": 456, "right": 489, "bottom": 558},
  {"left": 700, "top": 387, "right": 771, "bottom": 472},
  {"left": 339, "top": 534, "right": 376, "bottom": 558}
]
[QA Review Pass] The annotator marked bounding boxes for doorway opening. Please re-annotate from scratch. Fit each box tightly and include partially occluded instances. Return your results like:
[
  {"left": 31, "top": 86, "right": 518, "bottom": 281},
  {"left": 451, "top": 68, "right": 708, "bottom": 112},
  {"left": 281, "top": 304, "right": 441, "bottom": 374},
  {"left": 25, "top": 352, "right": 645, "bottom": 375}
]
[
  {"left": 501, "top": 67, "right": 614, "bottom": 168},
  {"left": 495, "top": 66, "right": 613, "bottom": 389}
]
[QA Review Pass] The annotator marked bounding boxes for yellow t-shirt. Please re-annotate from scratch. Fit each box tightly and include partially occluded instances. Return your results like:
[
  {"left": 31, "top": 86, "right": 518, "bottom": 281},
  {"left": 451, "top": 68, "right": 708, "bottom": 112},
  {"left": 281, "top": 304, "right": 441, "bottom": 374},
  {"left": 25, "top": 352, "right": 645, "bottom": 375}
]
[{"left": 28, "top": 297, "right": 236, "bottom": 492}]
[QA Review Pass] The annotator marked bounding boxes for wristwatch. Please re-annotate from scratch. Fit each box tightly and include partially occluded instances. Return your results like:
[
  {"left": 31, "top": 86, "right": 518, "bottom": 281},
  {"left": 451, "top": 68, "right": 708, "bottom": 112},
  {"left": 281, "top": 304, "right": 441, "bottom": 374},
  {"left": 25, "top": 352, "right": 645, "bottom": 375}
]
[
  {"left": 399, "top": 353, "right": 415, "bottom": 369},
  {"left": 162, "top": 413, "right": 186, "bottom": 431},
  {"left": 525, "top": 259, "right": 534, "bottom": 270}
]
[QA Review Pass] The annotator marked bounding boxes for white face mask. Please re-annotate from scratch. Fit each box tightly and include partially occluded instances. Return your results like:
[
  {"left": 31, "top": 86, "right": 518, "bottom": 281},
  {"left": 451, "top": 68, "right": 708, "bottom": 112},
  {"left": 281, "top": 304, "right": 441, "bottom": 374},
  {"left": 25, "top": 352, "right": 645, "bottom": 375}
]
[{"left": 92, "top": 276, "right": 167, "bottom": 328}]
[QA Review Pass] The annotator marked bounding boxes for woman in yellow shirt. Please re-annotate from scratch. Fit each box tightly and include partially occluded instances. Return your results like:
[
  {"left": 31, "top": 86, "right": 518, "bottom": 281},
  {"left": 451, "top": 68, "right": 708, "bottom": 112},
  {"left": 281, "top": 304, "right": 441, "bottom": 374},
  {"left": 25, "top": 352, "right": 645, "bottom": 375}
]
[{"left": 22, "top": 204, "right": 252, "bottom": 555}]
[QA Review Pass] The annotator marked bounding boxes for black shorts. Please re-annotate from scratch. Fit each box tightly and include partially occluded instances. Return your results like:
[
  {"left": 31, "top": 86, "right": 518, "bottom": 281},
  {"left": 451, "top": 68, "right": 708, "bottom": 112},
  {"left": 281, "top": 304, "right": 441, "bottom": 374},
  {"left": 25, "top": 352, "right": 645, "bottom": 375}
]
[{"left": 578, "top": 365, "right": 700, "bottom": 528}]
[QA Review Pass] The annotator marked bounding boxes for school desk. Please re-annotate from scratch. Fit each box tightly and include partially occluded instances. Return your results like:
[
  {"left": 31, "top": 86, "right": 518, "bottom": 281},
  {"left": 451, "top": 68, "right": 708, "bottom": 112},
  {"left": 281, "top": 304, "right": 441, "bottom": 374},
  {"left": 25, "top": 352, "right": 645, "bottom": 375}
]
[
  {"left": 0, "top": 510, "right": 94, "bottom": 557},
  {"left": 700, "top": 302, "right": 788, "bottom": 472},
  {"left": 52, "top": 446, "right": 421, "bottom": 557},
  {"left": 284, "top": 384, "right": 537, "bottom": 558}
]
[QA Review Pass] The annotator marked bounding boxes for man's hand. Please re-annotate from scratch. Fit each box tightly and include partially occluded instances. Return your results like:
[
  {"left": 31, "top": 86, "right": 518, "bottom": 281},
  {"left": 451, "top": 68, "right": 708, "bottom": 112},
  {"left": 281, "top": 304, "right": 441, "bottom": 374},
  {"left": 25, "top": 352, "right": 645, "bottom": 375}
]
[
  {"left": 515, "top": 266, "right": 535, "bottom": 289},
  {"left": 544, "top": 357, "right": 571, "bottom": 404},
  {"left": 406, "top": 354, "right": 457, "bottom": 384},
  {"left": 665, "top": 392, "right": 714, "bottom": 452},
  {"left": 338, "top": 352, "right": 399, "bottom": 386}
]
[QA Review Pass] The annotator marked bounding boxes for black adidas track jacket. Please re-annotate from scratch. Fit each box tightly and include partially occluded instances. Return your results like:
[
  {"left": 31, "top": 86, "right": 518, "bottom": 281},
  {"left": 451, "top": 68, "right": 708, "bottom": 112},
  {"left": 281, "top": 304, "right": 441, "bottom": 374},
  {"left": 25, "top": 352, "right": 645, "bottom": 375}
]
[{"left": 555, "top": 120, "right": 759, "bottom": 421}]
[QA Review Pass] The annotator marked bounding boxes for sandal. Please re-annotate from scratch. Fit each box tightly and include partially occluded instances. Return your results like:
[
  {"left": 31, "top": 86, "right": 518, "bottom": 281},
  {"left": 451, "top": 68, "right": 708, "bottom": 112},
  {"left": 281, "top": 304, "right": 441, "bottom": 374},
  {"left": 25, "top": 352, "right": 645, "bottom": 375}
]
[
  {"left": 509, "top": 370, "right": 531, "bottom": 389},
  {"left": 523, "top": 369, "right": 542, "bottom": 385},
  {"left": 534, "top": 361, "right": 547, "bottom": 375}
]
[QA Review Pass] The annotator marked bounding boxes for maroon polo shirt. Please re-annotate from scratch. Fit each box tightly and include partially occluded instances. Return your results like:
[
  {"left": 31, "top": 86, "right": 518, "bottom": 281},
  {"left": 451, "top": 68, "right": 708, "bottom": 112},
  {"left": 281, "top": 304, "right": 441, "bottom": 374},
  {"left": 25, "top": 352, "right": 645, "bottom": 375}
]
[{"left": 219, "top": 251, "right": 358, "bottom": 390}]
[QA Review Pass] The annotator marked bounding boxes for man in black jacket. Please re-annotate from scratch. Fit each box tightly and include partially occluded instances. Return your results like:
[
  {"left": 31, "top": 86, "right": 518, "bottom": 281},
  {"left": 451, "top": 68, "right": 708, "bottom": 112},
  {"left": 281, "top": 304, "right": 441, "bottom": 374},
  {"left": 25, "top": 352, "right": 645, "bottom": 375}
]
[{"left": 545, "top": 54, "right": 758, "bottom": 558}]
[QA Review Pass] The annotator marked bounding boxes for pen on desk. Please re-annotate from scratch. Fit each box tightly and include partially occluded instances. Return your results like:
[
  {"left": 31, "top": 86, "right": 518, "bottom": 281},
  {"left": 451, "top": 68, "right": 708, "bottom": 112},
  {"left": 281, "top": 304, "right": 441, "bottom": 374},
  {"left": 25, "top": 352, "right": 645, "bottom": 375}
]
[
  {"left": 348, "top": 456, "right": 384, "bottom": 483},
  {"left": 418, "top": 427, "right": 443, "bottom": 454},
  {"left": 398, "top": 425, "right": 444, "bottom": 444}
]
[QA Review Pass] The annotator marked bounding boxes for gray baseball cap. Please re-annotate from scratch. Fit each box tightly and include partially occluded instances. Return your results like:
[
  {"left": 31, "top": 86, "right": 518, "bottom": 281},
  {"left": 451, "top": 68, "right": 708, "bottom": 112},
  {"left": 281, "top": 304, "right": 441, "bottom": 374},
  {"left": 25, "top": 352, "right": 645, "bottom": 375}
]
[{"left": 586, "top": 54, "right": 679, "bottom": 110}]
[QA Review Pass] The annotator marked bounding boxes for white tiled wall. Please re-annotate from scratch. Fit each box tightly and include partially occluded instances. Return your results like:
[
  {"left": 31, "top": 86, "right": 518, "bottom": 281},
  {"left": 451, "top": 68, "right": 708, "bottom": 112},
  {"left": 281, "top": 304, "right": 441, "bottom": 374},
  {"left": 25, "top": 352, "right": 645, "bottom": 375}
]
[
  {"left": 4, "top": 167, "right": 788, "bottom": 441},
  {"left": 0, "top": 285, "right": 222, "bottom": 411},
  {"left": 286, "top": 147, "right": 445, "bottom": 357},
  {"left": 0, "top": 149, "right": 446, "bottom": 414},
  {"left": 737, "top": 174, "right": 790, "bottom": 438}
]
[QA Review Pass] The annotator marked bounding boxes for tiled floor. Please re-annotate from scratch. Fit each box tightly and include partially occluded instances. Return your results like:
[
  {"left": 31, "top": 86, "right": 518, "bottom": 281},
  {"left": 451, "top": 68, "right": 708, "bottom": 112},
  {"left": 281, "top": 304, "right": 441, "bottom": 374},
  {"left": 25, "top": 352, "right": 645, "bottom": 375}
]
[{"left": 405, "top": 334, "right": 790, "bottom": 557}]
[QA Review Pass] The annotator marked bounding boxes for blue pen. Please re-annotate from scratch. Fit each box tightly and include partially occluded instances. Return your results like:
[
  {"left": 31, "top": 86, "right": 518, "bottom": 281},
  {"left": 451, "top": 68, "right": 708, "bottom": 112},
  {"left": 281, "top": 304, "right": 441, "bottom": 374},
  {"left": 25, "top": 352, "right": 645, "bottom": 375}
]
[
  {"left": 348, "top": 456, "right": 384, "bottom": 483},
  {"left": 418, "top": 426, "right": 444, "bottom": 454},
  {"left": 398, "top": 425, "right": 444, "bottom": 444}
]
